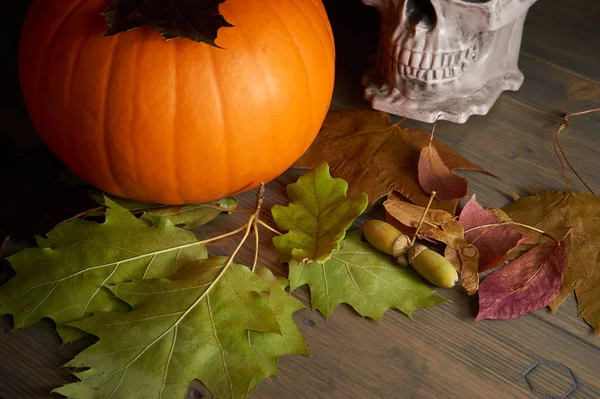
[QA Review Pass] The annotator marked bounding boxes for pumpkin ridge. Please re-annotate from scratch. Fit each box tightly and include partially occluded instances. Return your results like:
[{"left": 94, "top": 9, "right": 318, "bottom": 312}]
[
  {"left": 207, "top": 43, "right": 231, "bottom": 199},
  {"left": 30, "top": 0, "right": 85, "bottom": 116},
  {"left": 286, "top": 0, "right": 333, "bottom": 65},
  {"left": 130, "top": 35, "right": 144, "bottom": 200},
  {"left": 171, "top": 38, "right": 183, "bottom": 204},
  {"left": 100, "top": 37, "right": 123, "bottom": 196},
  {"left": 256, "top": 0, "right": 314, "bottom": 140}
]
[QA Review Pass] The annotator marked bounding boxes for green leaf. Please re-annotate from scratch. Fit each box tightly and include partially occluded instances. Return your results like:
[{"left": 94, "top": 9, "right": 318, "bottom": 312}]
[
  {"left": 101, "top": 0, "right": 233, "bottom": 46},
  {"left": 247, "top": 266, "right": 309, "bottom": 392},
  {"left": 0, "top": 198, "right": 206, "bottom": 340},
  {"left": 54, "top": 259, "right": 303, "bottom": 399},
  {"left": 289, "top": 230, "right": 447, "bottom": 320},
  {"left": 272, "top": 163, "right": 369, "bottom": 264},
  {"left": 91, "top": 191, "right": 238, "bottom": 229}
]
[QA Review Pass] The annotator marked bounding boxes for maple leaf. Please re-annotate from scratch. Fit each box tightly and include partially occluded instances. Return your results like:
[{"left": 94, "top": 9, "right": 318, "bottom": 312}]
[
  {"left": 55, "top": 258, "right": 305, "bottom": 399},
  {"left": 91, "top": 191, "right": 238, "bottom": 229},
  {"left": 293, "top": 110, "right": 486, "bottom": 213},
  {"left": 271, "top": 163, "right": 368, "bottom": 264},
  {"left": 418, "top": 142, "right": 468, "bottom": 200},
  {"left": 459, "top": 194, "right": 524, "bottom": 272},
  {"left": 102, "top": 0, "right": 233, "bottom": 47},
  {"left": 0, "top": 198, "right": 206, "bottom": 341},
  {"left": 476, "top": 240, "right": 567, "bottom": 321},
  {"left": 384, "top": 192, "right": 480, "bottom": 294},
  {"left": 502, "top": 190, "right": 600, "bottom": 311},
  {"left": 289, "top": 230, "right": 447, "bottom": 320}
]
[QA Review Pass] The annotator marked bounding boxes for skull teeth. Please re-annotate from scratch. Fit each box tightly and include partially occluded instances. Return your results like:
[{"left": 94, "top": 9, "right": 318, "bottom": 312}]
[{"left": 395, "top": 46, "right": 476, "bottom": 82}]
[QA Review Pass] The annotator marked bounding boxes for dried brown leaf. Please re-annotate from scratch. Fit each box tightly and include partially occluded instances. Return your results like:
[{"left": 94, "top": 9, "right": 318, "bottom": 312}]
[
  {"left": 418, "top": 144, "right": 468, "bottom": 200},
  {"left": 502, "top": 190, "right": 600, "bottom": 312},
  {"left": 293, "top": 110, "right": 486, "bottom": 213},
  {"left": 384, "top": 192, "right": 480, "bottom": 294},
  {"left": 445, "top": 244, "right": 479, "bottom": 295}
]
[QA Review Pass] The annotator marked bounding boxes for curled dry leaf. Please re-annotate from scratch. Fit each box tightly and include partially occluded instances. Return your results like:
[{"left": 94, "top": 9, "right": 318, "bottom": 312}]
[
  {"left": 418, "top": 143, "right": 468, "bottom": 201},
  {"left": 502, "top": 190, "right": 600, "bottom": 312},
  {"left": 384, "top": 192, "right": 480, "bottom": 294},
  {"left": 459, "top": 194, "right": 524, "bottom": 272},
  {"left": 476, "top": 240, "right": 567, "bottom": 321},
  {"left": 293, "top": 110, "right": 487, "bottom": 213}
]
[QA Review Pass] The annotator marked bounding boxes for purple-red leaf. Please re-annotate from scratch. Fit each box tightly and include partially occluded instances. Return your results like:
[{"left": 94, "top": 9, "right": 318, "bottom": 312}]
[
  {"left": 476, "top": 240, "right": 566, "bottom": 321},
  {"left": 460, "top": 195, "right": 524, "bottom": 272},
  {"left": 418, "top": 144, "right": 468, "bottom": 201}
]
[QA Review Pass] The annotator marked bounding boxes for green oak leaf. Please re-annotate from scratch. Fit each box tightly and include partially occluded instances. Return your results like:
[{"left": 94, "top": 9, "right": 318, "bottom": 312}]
[
  {"left": 247, "top": 266, "right": 309, "bottom": 393},
  {"left": 290, "top": 230, "right": 447, "bottom": 320},
  {"left": 54, "top": 258, "right": 300, "bottom": 399},
  {"left": 91, "top": 191, "right": 238, "bottom": 229},
  {"left": 0, "top": 198, "right": 206, "bottom": 341},
  {"left": 102, "top": 0, "right": 233, "bottom": 47},
  {"left": 272, "top": 163, "right": 369, "bottom": 264}
]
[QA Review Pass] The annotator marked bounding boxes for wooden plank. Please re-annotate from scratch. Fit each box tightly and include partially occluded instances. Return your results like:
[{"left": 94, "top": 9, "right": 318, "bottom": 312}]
[
  {"left": 2, "top": 0, "right": 600, "bottom": 398},
  {"left": 523, "top": 0, "right": 600, "bottom": 82}
]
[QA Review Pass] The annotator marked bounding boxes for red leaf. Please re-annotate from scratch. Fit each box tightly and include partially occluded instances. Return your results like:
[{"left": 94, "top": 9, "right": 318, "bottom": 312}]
[
  {"left": 476, "top": 241, "right": 566, "bottom": 321},
  {"left": 460, "top": 195, "right": 524, "bottom": 272},
  {"left": 418, "top": 144, "right": 468, "bottom": 200}
]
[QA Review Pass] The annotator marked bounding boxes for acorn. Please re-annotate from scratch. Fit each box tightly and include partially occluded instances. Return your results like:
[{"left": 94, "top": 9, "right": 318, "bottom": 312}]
[
  {"left": 408, "top": 244, "right": 458, "bottom": 288},
  {"left": 363, "top": 219, "right": 410, "bottom": 267},
  {"left": 363, "top": 219, "right": 458, "bottom": 288}
]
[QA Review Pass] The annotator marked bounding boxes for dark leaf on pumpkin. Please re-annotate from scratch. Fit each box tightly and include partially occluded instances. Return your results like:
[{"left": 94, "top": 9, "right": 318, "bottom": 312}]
[
  {"left": 102, "top": 0, "right": 233, "bottom": 46},
  {"left": 476, "top": 240, "right": 566, "bottom": 321}
]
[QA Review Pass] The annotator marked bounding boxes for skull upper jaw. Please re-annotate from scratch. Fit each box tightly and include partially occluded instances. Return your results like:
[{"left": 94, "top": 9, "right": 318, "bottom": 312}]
[{"left": 362, "top": 0, "right": 537, "bottom": 123}]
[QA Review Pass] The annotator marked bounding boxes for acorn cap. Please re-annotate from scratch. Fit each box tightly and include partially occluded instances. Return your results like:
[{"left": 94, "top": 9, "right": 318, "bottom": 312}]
[{"left": 408, "top": 243, "right": 428, "bottom": 264}]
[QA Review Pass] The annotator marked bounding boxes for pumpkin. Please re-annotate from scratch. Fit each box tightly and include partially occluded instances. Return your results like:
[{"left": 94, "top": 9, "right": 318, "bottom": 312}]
[{"left": 18, "top": 0, "right": 335, "bottom": 204}]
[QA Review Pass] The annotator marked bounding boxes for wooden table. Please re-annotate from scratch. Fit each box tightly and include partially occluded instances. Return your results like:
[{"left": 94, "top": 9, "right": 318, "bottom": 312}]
[{"left": 1, "top": 0, "right": 599, "bottom": 398}]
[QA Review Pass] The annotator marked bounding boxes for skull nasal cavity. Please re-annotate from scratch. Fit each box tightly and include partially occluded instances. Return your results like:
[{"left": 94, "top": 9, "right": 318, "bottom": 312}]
[{"left": 405, "top": 0, "right": 437, "bottom": 29}]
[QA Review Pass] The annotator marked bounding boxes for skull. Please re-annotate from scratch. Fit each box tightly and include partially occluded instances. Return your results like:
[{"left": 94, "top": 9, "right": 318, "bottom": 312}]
[{"left": 361, "top": 0, "right": 538, "bottom": 123}]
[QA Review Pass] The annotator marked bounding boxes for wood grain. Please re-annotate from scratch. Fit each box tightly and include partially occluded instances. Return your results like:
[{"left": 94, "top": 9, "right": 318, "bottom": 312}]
[{"left": 1, "top": 0, "right": 600, "bottom": 398}]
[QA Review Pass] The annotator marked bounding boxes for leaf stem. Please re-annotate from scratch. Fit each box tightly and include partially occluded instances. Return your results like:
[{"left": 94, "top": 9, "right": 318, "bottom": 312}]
[
  {"left": 411, "top": 191, "right": 436, "bottom": 247},
  {"left": 464, "top": 222, "right": 556, "bottom": 242},
  {"left": 554, "top": 108, "right": 599, "bottom": 195},
  {"left": 257, "top": 220, "right": 282, "bottom": 235}
]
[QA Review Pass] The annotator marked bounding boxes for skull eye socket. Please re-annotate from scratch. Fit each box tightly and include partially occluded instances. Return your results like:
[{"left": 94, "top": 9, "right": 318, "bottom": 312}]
[{"left": 406, "top": 0, "right": 437, "bottom": 28}]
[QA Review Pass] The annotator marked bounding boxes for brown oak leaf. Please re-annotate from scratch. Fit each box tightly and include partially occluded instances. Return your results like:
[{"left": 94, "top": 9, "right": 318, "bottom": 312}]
[
  {"left": 459, "top": 194, "right": 525, "bottom": 272},
  {"left": 384, "top": 192, "right": 480, "bottom": 294},
  {"left": 418, "top": 143, "right": 468, "bottom": 200},
  {"left": 502, "top": 190, "right": 600, "bottom": 315},
  {"left": 476, "top": 240, "right": 567, "bottom": 321},
  {"left": 293, "top": 110, "right": 487, "bottom": 213}
]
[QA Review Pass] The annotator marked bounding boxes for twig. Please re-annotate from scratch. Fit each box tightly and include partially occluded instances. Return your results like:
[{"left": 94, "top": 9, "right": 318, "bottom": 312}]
[
  {"left": 464, "top": 222, "right": 556, "bottom": 242},
  {"left": 428, "top": 115, "right": 442, "bottom": 147},
  {"left": 410, "top": 191, "right": 436, "bottom": 247},
  {"left": 554, "top": 108, "right": 599, "bottom": 195},
  {"left": 252, "top": 226, "right": 259, "bottom": 273},
  {"left": 258, "top": 220, "right": 282, "bottom": 235},
  {"left": 53, "top": 205, "right": 105, "bottom": 229}
]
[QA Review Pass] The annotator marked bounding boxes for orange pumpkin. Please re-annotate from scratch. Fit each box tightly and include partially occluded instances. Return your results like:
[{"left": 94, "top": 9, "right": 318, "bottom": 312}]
[{"left": 18, "top": 0, "right": 335, "bottom": 204}]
